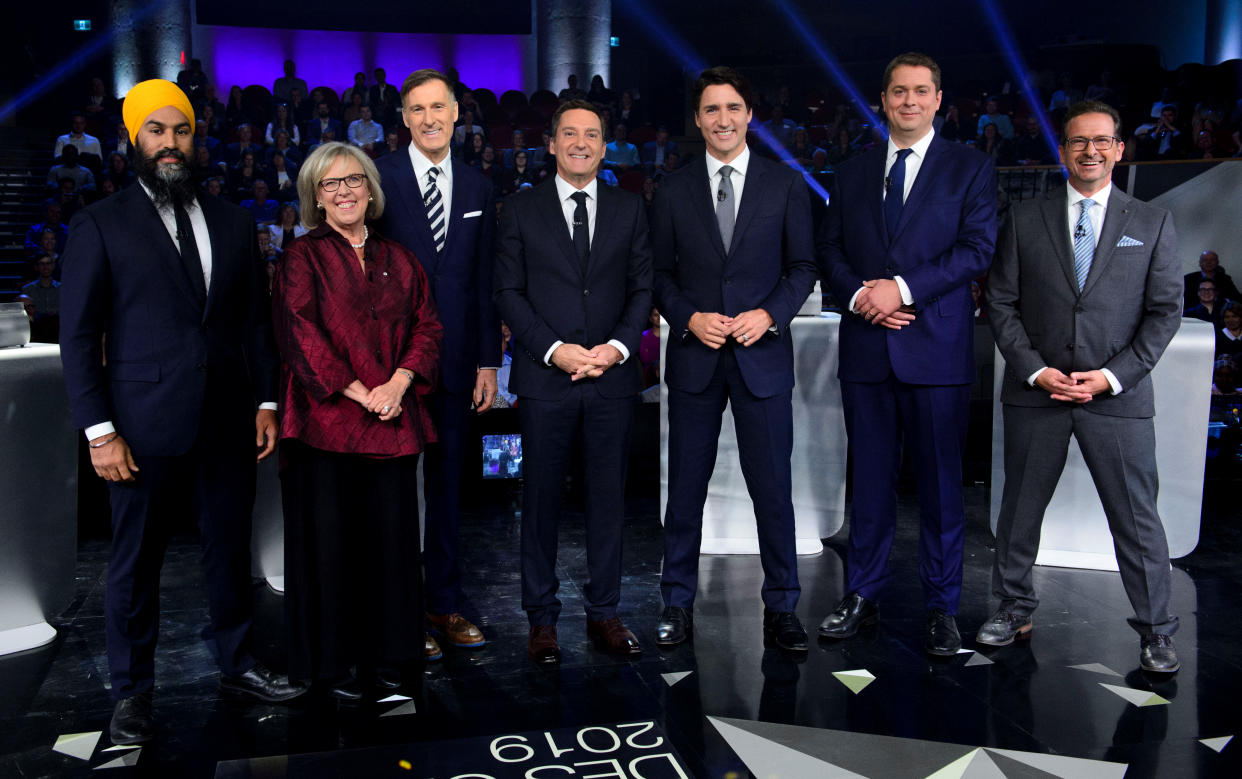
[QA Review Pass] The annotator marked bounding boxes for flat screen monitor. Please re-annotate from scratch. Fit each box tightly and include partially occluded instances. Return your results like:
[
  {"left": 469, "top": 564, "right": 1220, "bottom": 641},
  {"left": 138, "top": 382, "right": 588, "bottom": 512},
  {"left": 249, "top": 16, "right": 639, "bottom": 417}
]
[{"left": 482, "top": 433, "right": 522, "bottom": 479}]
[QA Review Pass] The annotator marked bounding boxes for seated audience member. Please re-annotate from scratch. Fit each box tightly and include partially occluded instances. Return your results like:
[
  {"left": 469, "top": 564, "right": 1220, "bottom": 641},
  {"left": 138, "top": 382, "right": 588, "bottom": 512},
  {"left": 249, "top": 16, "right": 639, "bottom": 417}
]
[
  {"left": 789, "top": 127, "right": 816, "bottom": 168},
  {"left": 228, "top": 150, "right": 266, "bottom": 201},
  {"left": 531, "top": 128, "right": 555, "bottom": 176},
  {"left": 938, "top": 104, "right": 967, "bottom": 143},
  {"left": 33, "top": 229, "right": 61, "bottom": 271},
  {"left": 587, "top": 73, "right": 614, "bottom": 105},
  {"left": 1187, "top": 279, "right": 1230, "bottom": 326},
  {"left": 202, "top": 176, "right": 225, "bottom": 199},
  {"left": 199, "top": 103, "right": 224, "bottom": 140},
  {"left": 104, "top": 120, "right": 132, "bottom": 158},
  {"left": 240, "top": 179, "right": 279, "bottom": 225},
  {"left": 1217, "top": 303, "right": 1242, "bottom": 360},
  {"left": 269, "top": 151, "right": 298, "bottom": 201},
  {"left": 377, "top": 130, "right": 402, "bottom": 158},
  {"left": 762, "top": 105, "right": 797, "bottom": 150},
  {"left": 266, "top": 103, "right": 302, "bottom": 147},
  {"left": 1133, "top": 105, "right": 1185, "bottom": 160},
  {"left": 1212, "top": 359, "right": 1241, "bottom": 396},
  {"left": 651, "top": 152, "right": 680, "bottom": 185},
  {"left": 977, "top": 98, "right": 1015, "bottom": 140},
  {"left": 641, "top": 176, "right": 657, "bottom": 215},
  {"left": 290, "top": 87, "right": 313, "bottom": 125},
  {"left": 616, "top": 90, "right": 643, "bottom": 128},
  {"left": 199, "top": 84, "right": 227, "bottom": 125},
  {"left": 604, "top": 123, "right": 640, "bottom": 172},
  {"left": 1014, "top": 115, "right": 1053, "bottom": 165},
  {"left": 369, "top": 67, "right": 400, "bottom": 126},
  {"left": 1185, "top": 250, "right": 1240, "bottom": 310},
  {"left": 257, "top": 225, "right": 282, "bottom": 263},
  {"left": 809, "top": 147, "right": 830, "bottom": 173},
  {"left": 502, "top": 149, "right": 537, "bottom": 195},
  {"left": 1192, "top": 127, "right": 1226, "bottom": 158},
  {"left": 460, "top": 131, "right": 485, "bottom": 165},
  {"left": 344, "top": 91, "right": 369, "bottom": 125},
  {"left": 95, "top": 177, "right": 119, "bottom": 200},
  {"left": 273, "top": 59, "right": 308, "bottom": 104},
  {"left": 195, "top": 120, "right": 222, "bottom": 164},
  {"left": 341, "top": 71, "right": 369, "bottom": 108},
  {"left": 267, "top": 129, "right": 301, "bottom": 166},
  {"left": 25, "top": 202, "right": 68, "bottom": 256},
  {"left": 453, "top": 109, "right": 484, "bottom": 148},
  {"left": 83, "top": 76, "right": 116, "bottom": 118},
  {"left": 977, "top": 122, "right": 1015, "bottom": 165},
  {"left": 20, "top": 254, "right": 61, "bottom": 343},
  {"left": 48, "top": 145, "right": 95, "bottom": 192},
  {"left": 307, "top": 127, "right": 339, "bottom": 155},
  {"left": 459, "top": 90, "right": 483, "bottom": 129},
  {"left": 192, "top": 146, "right": 221, "bottom": 183},
  {"left": 347, "top": 105, "right": 384, "bottom": 152},
  {"left": 106, "top": 151, "right": 135, "bottom": 188},
  {"left": 305, "top": 102, "right": 344, "bottom": 147},
  {"left": 56, "top": 178, "right": 85, "bottom": 220},
  {"left": 1085, "top": 70, "right": 1119, "bottom": 107},
  {"left": 502, "top": 129, "right": 530, "bottom": 169},
  {"left": 825, "top": 127, "right": 856, "bottom": 166},
  {"left": 225, "top": 85, "right": 247, "bottom": 127},
  {"left": 269, "top": 202, "right": 307, "bottom": 249},
  {"left": 640, "top": 126, "right": 679, "bottom": 172},
  {"left": 639, "top": 307, "right": 661, "bottom": 390},
  {"left": 225, "top": 124, "right": 263, "bottom": 166},
  {"left": 1047, "top": 73, "right": 1083, "bottom": 112},
  {"left": 477, "top": 144, "right": 503, "bottom": 196},
  {"left": 55, "top": 112, "right": 103, "bottom": 160},
  {"left": 559, "top": 74, "right": 586, "bottom": 101},
  {"left": 176, "top": 59, "right": 209, "bottom": 104}
]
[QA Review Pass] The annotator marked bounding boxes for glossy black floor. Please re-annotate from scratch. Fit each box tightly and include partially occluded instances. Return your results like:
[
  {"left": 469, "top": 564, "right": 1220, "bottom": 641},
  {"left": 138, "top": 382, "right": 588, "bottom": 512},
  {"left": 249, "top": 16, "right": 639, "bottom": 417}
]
[{"left": 6, "top": 443, "right": 1242, "bottom": 777}]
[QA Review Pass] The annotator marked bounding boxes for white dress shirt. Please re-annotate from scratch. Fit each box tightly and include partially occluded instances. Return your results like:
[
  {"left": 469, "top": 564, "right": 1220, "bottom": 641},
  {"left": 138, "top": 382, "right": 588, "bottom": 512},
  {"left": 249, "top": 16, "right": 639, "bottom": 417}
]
[
  {"left": 543, "top": 175, "right": 629, "bottom": 366},
  {"left": 1026, "top": 182, "right": 1121, "bottom": 395},
  {"left": 704, "top": 144, "right": 749, "bottom": 220},
  {"left": 847, "top": 128, "right": 937, "bottom": 312},
  {"left": 408, "top": 142, "right": 454, "bottom": 241}
]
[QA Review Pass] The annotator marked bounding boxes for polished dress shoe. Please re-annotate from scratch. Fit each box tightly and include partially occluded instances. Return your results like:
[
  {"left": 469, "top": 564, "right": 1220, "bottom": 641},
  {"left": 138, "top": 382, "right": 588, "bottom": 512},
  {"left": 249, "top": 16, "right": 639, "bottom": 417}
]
[
  {"left": 925, "top": 609, "right": 962, "bottom": 656},
  {"left": 109, "top": 692, "right": 154, "bottom": 745},
  {"left": 329, "top": 676, "right": 363, "bottom": 701},
  {"left": 763, "top": 609, "right": 808, "bottom": 652},
  {"left": 975, "top": 608, "right": 1033, "bottom": 647},
  {"left": 588, "top": 617, "right": 643, "bottom": 656},
  {"left": 425, "top": 633, "right": 443, "bottom": 662},
  {"left": 528, "top": 625, "right": 561, "bottom": 665},
  {"left": 427, "top": 612, "right": 486, "bottom": 648},
  {"left": 1140, "top": 634, "right": 1180, "bottom": 673},
  {"left": 818, "top": 593, "right": 878, "bottom": 639},
  {"left": 655, "top": 606, "right": 694, "bottom": 647},
  {"left": 374, "top": 668, "right": 402, "bottom": 690},
  {"left": 219, "top": 663, "right": 306, "bottom": 703}
]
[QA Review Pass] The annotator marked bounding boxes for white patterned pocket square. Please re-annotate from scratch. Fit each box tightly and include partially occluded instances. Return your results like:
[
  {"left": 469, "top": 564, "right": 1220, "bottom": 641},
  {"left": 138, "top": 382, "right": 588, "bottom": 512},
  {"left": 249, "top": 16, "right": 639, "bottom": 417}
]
[{"left": 1117, "top": 235, "right": 1144, "bottom": 247}]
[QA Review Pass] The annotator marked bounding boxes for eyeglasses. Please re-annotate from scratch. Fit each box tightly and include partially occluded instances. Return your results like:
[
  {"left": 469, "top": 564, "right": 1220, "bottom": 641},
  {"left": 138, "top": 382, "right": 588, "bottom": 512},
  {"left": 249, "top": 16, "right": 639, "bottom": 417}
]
[
  {"left": 1065, "top": 136, "right": 1119, "bottom": 152},
  {"left": 318, "top": 173, "right": 367, "bottom": 192}
]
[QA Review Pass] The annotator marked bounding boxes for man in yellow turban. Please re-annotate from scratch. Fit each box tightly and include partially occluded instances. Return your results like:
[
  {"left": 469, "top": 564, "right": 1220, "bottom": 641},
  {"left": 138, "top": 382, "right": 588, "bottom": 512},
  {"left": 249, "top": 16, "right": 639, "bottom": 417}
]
[{"left": 59, "top": 79, "right": 305, "bottom": 746}]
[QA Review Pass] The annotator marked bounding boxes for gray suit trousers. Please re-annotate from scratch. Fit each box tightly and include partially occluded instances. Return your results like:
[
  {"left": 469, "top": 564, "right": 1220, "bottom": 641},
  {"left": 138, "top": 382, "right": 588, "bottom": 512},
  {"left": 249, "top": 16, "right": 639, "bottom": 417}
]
[{"left": 993, "top": 404, "right": 1178, "bottom": 635}]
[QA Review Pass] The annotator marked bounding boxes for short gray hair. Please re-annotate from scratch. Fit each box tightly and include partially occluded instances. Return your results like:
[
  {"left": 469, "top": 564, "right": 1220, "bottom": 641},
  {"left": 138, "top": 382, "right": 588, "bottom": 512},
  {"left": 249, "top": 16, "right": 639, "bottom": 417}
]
[{"left": 297, "top": 141, "right": 385, "bottom": 229}]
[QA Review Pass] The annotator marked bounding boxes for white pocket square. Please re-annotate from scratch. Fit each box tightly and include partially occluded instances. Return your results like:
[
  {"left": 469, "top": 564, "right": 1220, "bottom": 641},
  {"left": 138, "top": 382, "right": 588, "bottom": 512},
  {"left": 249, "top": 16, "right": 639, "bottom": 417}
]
[
  {"left": 1117, "top": 235, "right": 1144, "bottom": 247},
  {"left": 463, "top": 210, "right": 483, "bottom": 219}
]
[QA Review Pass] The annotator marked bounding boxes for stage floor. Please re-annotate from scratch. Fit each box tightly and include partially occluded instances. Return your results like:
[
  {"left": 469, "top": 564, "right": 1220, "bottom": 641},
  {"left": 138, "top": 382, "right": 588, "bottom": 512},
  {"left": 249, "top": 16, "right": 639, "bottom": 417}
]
[{"left": 4, "top": 476, "right": 1242, "bottom": 777}]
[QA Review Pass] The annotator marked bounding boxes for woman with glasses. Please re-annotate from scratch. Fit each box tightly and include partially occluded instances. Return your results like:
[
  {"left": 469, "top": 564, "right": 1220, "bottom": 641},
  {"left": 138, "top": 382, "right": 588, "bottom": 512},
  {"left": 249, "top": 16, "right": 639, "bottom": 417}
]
[{"left": 270, "top": 141, "right": 443, "bottom": 700}]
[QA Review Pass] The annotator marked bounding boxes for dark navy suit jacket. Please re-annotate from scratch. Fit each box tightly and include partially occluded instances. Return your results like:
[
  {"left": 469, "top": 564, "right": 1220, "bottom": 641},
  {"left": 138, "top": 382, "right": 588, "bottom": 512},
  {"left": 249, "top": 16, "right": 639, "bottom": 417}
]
[
  {"left": 818, "top": 134, "right": 997, "bottom": 385},
  {"left": 652, "top": 154, "right": 817, "bottom": 398},
  {"left": 60, "top": 185, "right": 277, "bottom": 457},
  {"left": 494, "top": 179, "right": 653, "bottom": 401},
  {"left": 375, "top": 152, "right": 500, "bottom": 393}
]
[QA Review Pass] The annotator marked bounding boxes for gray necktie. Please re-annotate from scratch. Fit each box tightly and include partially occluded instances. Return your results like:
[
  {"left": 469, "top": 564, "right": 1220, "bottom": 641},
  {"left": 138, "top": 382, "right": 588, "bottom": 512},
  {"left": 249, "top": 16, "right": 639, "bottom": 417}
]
[{"left": 716, "top": 165, "right": 735, "bottom": 250}]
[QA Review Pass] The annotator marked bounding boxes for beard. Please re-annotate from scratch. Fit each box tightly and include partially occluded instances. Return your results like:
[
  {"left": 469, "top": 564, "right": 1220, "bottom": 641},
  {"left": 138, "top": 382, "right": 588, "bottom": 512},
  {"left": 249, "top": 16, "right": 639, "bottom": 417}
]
[{"left": 134, "top": 146, "right": 197, "bottom": 210}]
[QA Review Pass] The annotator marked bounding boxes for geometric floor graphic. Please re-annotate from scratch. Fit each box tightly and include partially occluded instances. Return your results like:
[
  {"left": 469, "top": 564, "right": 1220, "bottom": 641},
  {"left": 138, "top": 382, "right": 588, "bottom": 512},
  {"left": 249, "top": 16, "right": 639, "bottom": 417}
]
[
  {"left": 1098, "top": 683, "right": 1170, "bottom": 707},
  {"left": 52, "top": 731, "right": 101, "bottom": 761},
  {"left": 709, "top": 716, "right": 1128, "bottom": 778},
  {"left": 1068, "top": 663, "right": 1123, "bottom": 677},
  {"left": 1199, "top": 736, "right": 1233, "bottom": 753},
  {"left": 831, "top": 669, "right": 876, "bottom": 694}
]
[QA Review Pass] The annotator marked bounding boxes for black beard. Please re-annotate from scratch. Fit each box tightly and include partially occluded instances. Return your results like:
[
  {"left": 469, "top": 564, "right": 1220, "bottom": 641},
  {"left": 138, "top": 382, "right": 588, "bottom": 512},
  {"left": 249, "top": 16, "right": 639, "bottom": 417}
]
[{"left": 135, "top": 146, "right": 196, "bottom": 209}]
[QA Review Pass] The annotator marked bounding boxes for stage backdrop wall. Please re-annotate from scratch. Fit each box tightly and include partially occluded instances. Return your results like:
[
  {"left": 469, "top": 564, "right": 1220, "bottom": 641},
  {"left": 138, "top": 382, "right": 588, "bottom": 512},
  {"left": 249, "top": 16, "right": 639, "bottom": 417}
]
[{"left": 191, "top": 25, "right": 535, "bottom": 99}]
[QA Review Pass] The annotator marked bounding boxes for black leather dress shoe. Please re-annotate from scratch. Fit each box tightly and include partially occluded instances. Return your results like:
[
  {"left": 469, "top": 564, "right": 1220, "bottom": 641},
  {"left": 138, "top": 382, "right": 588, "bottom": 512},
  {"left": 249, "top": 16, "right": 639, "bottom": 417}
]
[
  {"left": 1140, "top": 634, "right": 1180, "bottom": 673},
  {"left": 329, "top": 676, "right": 363, "bottom": 701},
  {"left": 110, "top": 692, "right": 154, "bottom": 745},
  {"left": 655, "top": 606, "right": 693, "bottom": 646},
  {"left": 763, "top": 609, "right": 808, "bottom": 652},
  {"left": 818, "top": 593, "right": 878, "bottom": 639},
  {"left": 220, "top": 663, "right": 307, "bottom": 703},
  {"left": 975, "top": 608, "right": 1033, "bottom": 647},
  {"left": 374, "top": 669, "right": 402, "bottom": 690},
  {"left": 925, "top": 609, "right": 962, "bottom": 656}
]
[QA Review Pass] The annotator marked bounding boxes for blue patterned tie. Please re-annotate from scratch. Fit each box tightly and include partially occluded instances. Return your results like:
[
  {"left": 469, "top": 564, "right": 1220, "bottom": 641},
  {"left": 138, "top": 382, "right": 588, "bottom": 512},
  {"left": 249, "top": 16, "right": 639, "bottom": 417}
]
[
  {"left": 885, "top": 148, "right": 912, "bottom": 238},
  {"left": 1073, "top": 198, "right": 1096, "bottom": 291}
]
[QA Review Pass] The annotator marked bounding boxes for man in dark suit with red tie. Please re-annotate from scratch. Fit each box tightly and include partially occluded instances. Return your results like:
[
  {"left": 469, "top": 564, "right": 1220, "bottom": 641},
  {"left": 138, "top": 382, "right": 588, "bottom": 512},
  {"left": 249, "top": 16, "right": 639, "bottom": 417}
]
[
  {"left": 817, "top": 53, "right": 998, "bottom": 656},
  {"left": 375, "top": 69, "right": 497, "bottom": 661},
  {"left": 651, "top": 66, "right": 818, "bottom": 651},
  {"left": 59, "top": 80, "right": 303, "bottom": 746},
  {"left": 494, "top": 99, "right": 653, "bottom": 665}
]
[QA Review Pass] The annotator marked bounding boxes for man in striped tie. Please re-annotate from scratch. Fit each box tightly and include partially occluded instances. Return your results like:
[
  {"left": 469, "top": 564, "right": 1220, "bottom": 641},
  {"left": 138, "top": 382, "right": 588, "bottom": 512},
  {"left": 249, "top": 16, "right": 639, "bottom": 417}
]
[
  {"left": 983, "top": 101, "right": 1183, "bottom": 673},
  {"left": 375, "top": 69, "right": 500, "bottom": 662}
]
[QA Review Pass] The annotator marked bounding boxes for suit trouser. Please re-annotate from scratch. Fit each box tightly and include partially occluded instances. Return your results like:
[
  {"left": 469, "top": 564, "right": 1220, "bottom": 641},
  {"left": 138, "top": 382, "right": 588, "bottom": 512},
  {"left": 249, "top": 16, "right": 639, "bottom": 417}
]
[
  {"left": 840, "top": 376, "right": 970, "bottom": 613},
  {"left": 105, "top": 422, "right": 256, "bottom": 701},
  {"left": 422, "top": 390, "right": 472, "bottom": 615},
  {"left": 993, "top": 404, "right": 1178, "bottom": 635},
  {"left": 519, "top": 383, "right": 635, "bottom": 625},
  {"left": 661, "top": 347, "right": 800, "bottom": 612}
]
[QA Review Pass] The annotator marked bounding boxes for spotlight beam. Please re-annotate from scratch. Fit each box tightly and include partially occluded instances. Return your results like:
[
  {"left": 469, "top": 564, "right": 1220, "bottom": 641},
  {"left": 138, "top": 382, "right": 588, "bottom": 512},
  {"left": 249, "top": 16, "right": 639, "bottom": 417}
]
[{"left": 976, "top": 0, "right": 1062, "bottom": 165}]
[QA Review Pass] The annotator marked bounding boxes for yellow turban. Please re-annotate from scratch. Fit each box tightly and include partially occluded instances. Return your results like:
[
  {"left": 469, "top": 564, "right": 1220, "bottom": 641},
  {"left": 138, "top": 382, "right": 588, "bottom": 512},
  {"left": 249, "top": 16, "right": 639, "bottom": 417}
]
[{"left": 122, "top": 79, "right": 195, "bottom": 144}]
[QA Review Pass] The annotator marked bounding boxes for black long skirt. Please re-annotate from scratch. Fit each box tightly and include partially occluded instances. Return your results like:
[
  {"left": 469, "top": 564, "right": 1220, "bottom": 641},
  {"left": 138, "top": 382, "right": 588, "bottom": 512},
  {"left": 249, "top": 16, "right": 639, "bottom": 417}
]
[{"left": 279, "top": 439, "right": 423, "bottom": 683}]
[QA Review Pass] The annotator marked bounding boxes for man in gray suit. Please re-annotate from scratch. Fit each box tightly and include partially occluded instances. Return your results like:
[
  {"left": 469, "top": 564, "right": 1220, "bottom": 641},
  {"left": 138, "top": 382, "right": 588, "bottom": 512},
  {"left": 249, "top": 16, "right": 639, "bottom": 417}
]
[{"left": 982, "top": 101, "right": 1182, "bottom": 673}]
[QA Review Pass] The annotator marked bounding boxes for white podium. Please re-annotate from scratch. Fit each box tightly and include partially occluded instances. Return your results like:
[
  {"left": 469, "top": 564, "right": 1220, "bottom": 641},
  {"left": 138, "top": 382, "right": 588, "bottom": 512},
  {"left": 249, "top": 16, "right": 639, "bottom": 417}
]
[{"left": 989, "top": 318, "right": 1215, "bottom": 570}]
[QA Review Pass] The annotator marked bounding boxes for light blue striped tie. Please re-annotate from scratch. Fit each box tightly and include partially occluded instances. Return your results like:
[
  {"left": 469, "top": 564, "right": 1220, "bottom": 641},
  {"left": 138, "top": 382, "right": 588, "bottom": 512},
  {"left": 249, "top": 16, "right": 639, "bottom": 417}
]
[{"left": 1073, "top": 198, "right": 1096, "bottom": 291}]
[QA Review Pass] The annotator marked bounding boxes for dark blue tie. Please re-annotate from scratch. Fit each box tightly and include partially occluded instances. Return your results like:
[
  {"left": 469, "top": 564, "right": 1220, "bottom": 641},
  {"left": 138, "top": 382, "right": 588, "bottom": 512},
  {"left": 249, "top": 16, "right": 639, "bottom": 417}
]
[{"left": 885, "top": 148, "right": 912, "bottom": 239}]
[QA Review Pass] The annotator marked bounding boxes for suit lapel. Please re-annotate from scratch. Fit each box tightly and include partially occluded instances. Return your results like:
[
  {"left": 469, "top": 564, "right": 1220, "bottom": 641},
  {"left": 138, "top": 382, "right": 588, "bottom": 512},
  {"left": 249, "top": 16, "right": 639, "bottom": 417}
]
[
  {"left": 590, "top": 184, "right": 618, "bottom": 276},
  {"left": 729, "top": 156, "right": 765, "bottom": 256},
  {"left": 199, "top": 196, "right": 227, "bottom": 323},
  {"left": 1039, "top": 190, "right": 1080, "bottom": 293},
  {"left": 1083, "top": 188, "right": 1132, "bottom": 296},
  {"left": 689, "top": 157, "right": 727, "bottom": 260},
  {"left": 442, "top": 159, "right": 473, "bottom": 261},
  {"left": 394, "top": 152, "right": 439, "bottom": 272},
  {"left": 892, "top": 137, "right": 941, "bottom": 242},
  {"left": 535, "top": 179, "right": 584, "bottom": 277},
  {"left": 865, "top": 147, "right": 887, "bottom": 245},
  {"left": 131, "top": 188, "right": 202, "bottom": 310}
]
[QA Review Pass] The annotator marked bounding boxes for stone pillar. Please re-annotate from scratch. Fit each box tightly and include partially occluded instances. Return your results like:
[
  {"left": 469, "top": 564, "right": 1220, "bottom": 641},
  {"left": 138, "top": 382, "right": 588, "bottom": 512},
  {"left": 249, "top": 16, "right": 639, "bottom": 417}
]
[
  {"left": 536, "top": 0, "right": 611, "bottom": 94},
  {"left": 109, "top": 0, "right": 192, "bottom": 98},
  {"left": 1206, "top": 0, "right": 1242, "bottom": 63}
]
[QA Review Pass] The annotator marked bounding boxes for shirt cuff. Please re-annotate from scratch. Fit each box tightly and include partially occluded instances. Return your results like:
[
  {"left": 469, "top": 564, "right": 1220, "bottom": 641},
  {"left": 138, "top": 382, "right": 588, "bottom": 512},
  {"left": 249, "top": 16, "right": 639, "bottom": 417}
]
[
  {"left": 85, "top": 421, "right": 115, "bottom": 441},
  {"left": 544, "top": 340, "right": 564, "bottom": 366},
  {"left": 894, "top": 275, "right": 914, "bottom": 306},
  {"left": 258, "top": 402, "right": 278, "bottom": 411},
  {"left": 848, "top": 288, "right": 864, "bottom": 312},
  {"left": 1027, "top": 367, "right": 1046, "bottom": 386},
  {"left": 479, "top": 366, "right": 500, "bottom": 371},
  {"left": 1101, "top": 368, "right": 1123, "bottom": 395},
  {"left": 608, "top": 339, "right": 630, "bottom": 364}
]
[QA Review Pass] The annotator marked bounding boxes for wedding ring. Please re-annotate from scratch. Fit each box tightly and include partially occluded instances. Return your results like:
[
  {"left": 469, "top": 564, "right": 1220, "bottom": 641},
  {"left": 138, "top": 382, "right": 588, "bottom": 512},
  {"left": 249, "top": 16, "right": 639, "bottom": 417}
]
[
  {"left": 382, "top": 405, "right": 391, "bottom": 413},
  {"left": 741, "top": 334, "right": 749, "bottom": 342}
]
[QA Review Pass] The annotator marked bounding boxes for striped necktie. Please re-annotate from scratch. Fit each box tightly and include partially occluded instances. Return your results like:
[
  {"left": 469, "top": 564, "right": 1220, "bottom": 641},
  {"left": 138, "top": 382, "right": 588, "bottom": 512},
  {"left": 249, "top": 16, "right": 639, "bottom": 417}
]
[
  {"left": 1073, "top": 198, "right": 1096, "bottom": 291},
  {"left": 424, "top": 166, "right": 445, "bottom": 254}
]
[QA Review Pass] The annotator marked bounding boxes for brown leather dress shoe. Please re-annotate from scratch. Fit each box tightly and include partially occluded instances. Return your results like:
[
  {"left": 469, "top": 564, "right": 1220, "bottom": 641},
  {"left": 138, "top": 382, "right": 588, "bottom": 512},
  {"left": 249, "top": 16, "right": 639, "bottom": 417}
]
[
  {"left": 427, "top": 612, "right": 487, "bottom": 648},
  {"left": 587, "top": 617, "right": 643, "bottom": 657},
  {"left": 528, "top": 625, "right": 561, "bottom": 665},
  {"left": 425, "top": 632, "right": 443, "bottom": 662}
]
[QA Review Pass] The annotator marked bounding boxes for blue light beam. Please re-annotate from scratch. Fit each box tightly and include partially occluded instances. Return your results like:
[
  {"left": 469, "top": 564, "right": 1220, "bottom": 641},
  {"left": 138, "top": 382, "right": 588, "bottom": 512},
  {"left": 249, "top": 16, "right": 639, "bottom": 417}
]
[{"left": 976, "top": 0, "right": 1062, "bottom": 165}]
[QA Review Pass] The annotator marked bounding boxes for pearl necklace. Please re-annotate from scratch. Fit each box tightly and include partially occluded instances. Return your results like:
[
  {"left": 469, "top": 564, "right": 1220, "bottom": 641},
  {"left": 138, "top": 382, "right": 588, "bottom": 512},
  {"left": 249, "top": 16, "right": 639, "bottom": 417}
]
[{"left": 349, "top": 225, "right": 368, "bottom": 249}]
